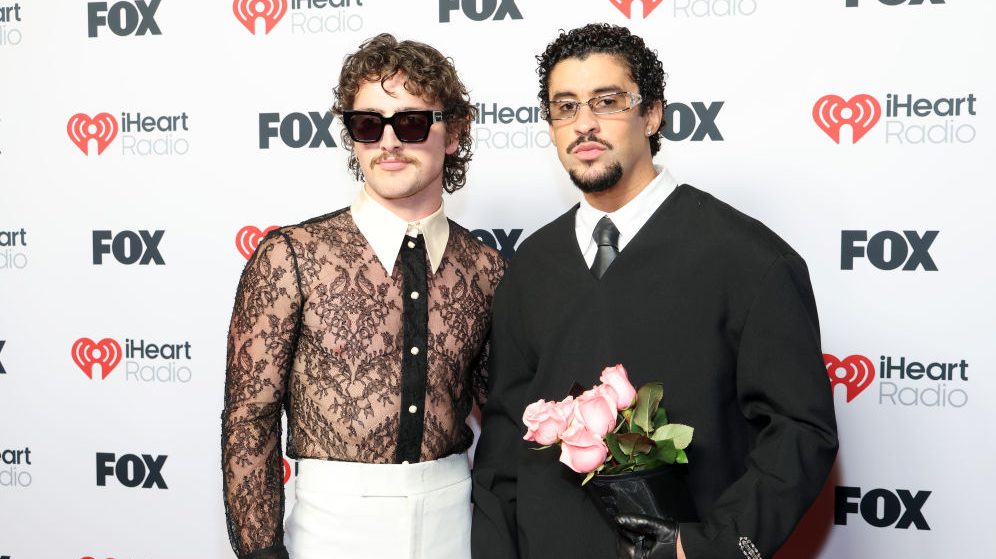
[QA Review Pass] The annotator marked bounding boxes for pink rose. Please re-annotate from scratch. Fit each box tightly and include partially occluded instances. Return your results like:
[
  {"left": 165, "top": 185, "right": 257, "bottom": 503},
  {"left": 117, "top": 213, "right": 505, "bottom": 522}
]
[
  {"left": 573, "top": 385, "right": 618, "bottom": 437},
  {"left": 522, "top": 398, "right": 571, "bottom": 445},
  {"left": 552, "top": 396, "right": 576, "bottom": 423},
  {"left": 600, "top": 364, "right": 637, "bottom": 410},
  {"left": 559, "top": 420, "right": 609, "bottom": 474}
]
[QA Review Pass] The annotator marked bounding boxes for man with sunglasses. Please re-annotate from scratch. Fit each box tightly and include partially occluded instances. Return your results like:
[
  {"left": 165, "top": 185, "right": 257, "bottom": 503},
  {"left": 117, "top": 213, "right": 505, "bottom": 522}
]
[
  {"left": 223, "top": 33, "right": 504, "bottom": 559},
  {"left": 472, "top": 24, "right": 838, "bottom": 559}
]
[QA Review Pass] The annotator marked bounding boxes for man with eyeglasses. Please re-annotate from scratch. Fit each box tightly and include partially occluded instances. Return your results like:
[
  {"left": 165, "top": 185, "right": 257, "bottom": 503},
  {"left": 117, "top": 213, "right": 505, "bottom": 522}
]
[
  {"left": 222, "top": 33, "right": 504, "bottom": 559},
  {"left": 472, "top": 23, "right": 837, "bottom": 559}
]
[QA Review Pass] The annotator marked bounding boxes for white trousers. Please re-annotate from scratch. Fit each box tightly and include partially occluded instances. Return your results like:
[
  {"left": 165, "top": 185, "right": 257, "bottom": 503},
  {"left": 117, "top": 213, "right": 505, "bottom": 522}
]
[{"left": 286, "top": 453, "right": 472, "bottom": 559}]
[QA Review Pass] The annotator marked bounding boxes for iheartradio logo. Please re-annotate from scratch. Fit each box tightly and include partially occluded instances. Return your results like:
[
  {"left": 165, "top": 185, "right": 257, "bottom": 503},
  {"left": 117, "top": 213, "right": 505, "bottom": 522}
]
[
  {"left": 233, "top": 0, "right": 287, "bottom": 34},
  {"left": 813, "top": 94, "right": 881, "bottom": 144},
  {"left": 72, "top": 338, "right": 122, "bottom": 380},
  {"left": 283, "top": 457, "right": 292, "bottom": 484},
  {"left": 67, "top": 113, "right": 119, "bottom": 155},
  {"left": 824, "top": 353, "right": 874, "bottom": 402},
  {"left": 609, "top": 0, "right": 665, "bottom": 18},
  {"left": 236, "top": 225, "right": 279, "bottom": 260}
]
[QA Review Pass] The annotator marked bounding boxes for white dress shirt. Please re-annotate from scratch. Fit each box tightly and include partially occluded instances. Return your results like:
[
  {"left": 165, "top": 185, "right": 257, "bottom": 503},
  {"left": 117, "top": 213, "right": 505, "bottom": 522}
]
[
  {"left": 575, "top": 167, "right": 679, "bottom": 267},
  {"left": 351, "top": 185, "right": 450, "bottom": 276}
]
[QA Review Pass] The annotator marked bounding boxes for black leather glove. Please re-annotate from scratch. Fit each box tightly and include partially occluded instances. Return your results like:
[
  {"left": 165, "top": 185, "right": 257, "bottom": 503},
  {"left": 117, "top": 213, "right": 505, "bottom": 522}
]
[{"left": 615, "top": 513, "right": 678, "bottom": 559}]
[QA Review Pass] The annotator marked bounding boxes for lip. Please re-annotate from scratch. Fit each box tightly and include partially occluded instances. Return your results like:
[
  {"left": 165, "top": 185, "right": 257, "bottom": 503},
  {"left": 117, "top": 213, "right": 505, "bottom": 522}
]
[
  {"left": 572, "top": 142, "right": 606, "bottom": 161},
  {"left": 377, "top": 159, "right": 410, "bottom": 171}
]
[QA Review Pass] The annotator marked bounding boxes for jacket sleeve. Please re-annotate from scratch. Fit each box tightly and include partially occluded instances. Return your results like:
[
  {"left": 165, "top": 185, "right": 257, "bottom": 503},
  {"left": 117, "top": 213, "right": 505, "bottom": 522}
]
[
  {"left": 679, "top": 254, "right": 839, "bottom": 559},
  {"left": 471, "top": 274, "right": 531, "bottom": 559},
  {"left": 221, "top": 232, "right": 302, "bottom": 559}
]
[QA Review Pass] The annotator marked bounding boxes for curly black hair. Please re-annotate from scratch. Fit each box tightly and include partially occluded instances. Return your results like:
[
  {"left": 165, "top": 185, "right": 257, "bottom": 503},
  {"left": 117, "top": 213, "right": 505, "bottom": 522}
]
[
  {"left": 332, "top": 33, "right": 476, "bottom": 193},
  {"left": 537, "top": 23, "right": 667, "bottom": 156}
]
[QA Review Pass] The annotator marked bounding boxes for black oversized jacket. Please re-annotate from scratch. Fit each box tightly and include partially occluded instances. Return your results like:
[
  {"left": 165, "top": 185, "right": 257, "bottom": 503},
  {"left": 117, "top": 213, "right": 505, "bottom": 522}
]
[{"left": 472, "top": 184, "right": 838, "bottom": 559}]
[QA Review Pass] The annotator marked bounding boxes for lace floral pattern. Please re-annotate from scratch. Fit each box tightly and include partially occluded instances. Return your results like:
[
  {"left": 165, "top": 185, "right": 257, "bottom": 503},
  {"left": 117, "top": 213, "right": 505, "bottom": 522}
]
[{"left": 222, "top": 209, "right": 505, "bottom": 557}]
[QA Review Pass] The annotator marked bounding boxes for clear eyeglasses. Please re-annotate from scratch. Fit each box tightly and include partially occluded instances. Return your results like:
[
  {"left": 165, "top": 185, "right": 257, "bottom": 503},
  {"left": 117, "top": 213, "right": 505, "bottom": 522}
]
[{"left": 543, "top": 91, "right": 643, "bottom": 121}]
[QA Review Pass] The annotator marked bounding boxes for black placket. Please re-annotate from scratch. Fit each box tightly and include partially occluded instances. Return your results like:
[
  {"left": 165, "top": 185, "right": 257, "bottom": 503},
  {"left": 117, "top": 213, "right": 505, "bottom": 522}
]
[{"left": 395, "top": 234, "right": 429, "bottom": 464}]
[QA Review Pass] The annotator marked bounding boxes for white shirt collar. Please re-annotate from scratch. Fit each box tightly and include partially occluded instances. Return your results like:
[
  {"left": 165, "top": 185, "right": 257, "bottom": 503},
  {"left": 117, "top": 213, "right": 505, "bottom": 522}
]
[
  {"left": 575, "top": 167, "right": 679, "bottom": 262},
  {"left": 351, "top": 186, "right": 450, "bottom": 276}
]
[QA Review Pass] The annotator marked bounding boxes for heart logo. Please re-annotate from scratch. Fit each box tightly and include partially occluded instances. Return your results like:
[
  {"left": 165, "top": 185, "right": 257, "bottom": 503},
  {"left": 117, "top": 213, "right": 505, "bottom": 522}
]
[
  {"left": 609, "top": 0, "right": 665, "bottom": 18},
  {"left": 233, "top": 0, "right": 287, "bottom": 34},
  {"left": 236, "top": 225, "right": 280, "bottom": 260},
  {"left": 824, "top": 353, "right": 875, "bottom": 402},
  {"left": 67, "top": 113, "right": 119, "bottom": 155},
  {"left": 812, "top": 94, "right": 881, "bottom": 144},
  {"left": 283, "top": 457, "right": 292, "bottom": 484},
  {"left": 72, "top": 338, "right": 123, "bottom": 380}
]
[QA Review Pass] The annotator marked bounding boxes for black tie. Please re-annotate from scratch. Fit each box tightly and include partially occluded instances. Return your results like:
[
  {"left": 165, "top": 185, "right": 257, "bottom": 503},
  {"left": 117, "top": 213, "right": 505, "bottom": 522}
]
[{"left": 591, "top": 216, "right": 619, "bottom": 279}]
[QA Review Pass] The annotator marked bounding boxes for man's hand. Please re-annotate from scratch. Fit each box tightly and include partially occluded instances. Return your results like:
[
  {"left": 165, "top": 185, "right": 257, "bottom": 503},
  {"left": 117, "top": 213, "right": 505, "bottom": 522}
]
[{"left": 615, "top": 514, "right": 681, "bottom": 559}]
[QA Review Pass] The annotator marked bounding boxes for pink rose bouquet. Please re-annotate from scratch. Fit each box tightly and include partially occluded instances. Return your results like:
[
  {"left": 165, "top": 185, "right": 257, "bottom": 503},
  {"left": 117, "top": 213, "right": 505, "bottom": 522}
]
[{"left": 522, "top": 364, "right": 694, "bottom": 485}]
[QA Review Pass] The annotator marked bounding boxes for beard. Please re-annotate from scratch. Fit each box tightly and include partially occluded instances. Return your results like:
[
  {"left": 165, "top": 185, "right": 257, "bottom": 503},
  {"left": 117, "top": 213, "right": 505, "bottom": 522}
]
[{"left": 568, "top": 161, "right": 624, "bottom": 193}]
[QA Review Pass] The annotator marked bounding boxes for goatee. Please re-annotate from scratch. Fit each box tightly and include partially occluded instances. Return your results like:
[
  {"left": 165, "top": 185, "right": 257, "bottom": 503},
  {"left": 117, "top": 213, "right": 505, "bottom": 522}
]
[{"left": 568, "top": 161, "right": 623, "bottom": 193}]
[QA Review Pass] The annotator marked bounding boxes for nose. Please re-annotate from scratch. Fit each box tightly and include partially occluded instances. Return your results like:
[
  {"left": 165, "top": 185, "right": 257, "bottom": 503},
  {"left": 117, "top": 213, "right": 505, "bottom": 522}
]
[
  {"left": 573, "top": 103, "right": 600, "bottom": 137},
  {"left": 379, "top": 122, "right": 402, "bottom": 151}
]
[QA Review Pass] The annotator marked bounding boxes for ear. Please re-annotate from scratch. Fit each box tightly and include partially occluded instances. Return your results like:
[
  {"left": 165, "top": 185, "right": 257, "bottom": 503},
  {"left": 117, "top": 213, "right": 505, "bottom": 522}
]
[
  {"left": 645, "top": 99, "right": 664, "bottom": 135},
  {"left": 445, "top": 116, "right": 469, "bottom": 156}
]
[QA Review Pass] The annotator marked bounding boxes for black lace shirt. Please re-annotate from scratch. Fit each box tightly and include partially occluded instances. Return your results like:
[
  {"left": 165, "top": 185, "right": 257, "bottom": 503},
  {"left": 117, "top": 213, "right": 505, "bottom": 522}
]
[{"left": 222, "top": 208, "right": 505, "bottom": 558}]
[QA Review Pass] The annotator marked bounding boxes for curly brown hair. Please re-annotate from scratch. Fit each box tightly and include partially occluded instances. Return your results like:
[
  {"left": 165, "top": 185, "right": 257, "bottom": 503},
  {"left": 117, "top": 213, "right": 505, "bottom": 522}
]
[
  {"left": 537, "top": 23, "right": 668, "bottom": 156},
  {"left": 331, "top": 33, "right": 476, "bottom": 193}
]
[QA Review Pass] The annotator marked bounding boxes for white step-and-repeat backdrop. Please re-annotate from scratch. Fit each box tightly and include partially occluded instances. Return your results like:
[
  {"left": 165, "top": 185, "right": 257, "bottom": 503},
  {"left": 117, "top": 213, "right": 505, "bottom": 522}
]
[{"left": 2, "top": 1, "right": 993, "bottom": 557}]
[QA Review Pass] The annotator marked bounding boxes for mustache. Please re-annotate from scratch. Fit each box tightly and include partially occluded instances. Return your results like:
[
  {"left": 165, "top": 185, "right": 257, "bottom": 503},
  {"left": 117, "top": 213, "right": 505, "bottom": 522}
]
[
  {"left": 371, "top": 153, "right": 417, "bottom": 169},
  {"left": 567, "top": 133, "right": 613, "bottom": 154}
]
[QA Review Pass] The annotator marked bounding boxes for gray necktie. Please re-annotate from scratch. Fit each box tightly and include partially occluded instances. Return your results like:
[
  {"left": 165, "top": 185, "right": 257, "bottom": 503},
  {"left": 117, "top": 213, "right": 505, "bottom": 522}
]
[{"left": 590, "top": 216, "right": 620, "bottom": 279}]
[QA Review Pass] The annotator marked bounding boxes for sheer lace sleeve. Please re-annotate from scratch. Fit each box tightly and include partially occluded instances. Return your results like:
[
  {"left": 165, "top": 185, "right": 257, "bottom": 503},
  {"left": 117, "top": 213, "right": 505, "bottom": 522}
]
[
  {"left": 471, "top": 337, "right": 492, "bottom": 408},
  {"left": 470, "top": 245, "right": 506, "bottom": 409},
  {"left": 222, "top": 231, "right": 302, "bottom": 559}
]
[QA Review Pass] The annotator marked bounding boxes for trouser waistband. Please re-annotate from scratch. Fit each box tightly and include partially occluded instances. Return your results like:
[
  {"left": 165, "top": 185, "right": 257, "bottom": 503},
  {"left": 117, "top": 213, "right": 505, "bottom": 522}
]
[{"left": 295, "top": 452, "right": 469, "bottom": 497}]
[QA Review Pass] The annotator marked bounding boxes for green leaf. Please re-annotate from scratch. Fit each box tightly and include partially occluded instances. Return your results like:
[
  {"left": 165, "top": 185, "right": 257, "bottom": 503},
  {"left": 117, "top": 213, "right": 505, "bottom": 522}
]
[
  {"left": 653, "top": 407, "right": 668, "bottom": 426},
  {"left": 616, "top": 433, "right": 635, "bottom": 456},
  {"left": 582, "top": 470, "right": 597, "bottom": 486},
  {"left": 655, "top": 446, "right": 678, "bottom": 464},
  {"left": 675, "top": 449, "right": 688, "bottom": 465},
  {"left": 616, "top": 432, "right": 654, "bottom": 457},
  {"left": 634, "top": 454, "right": 663, "bottom": 469},
  {"left": 633, "top": 383, "right": 664, "bottom": 432},
  {"left": 605, "top": 433, "right": 628, "bottom": 465},
  {"left": 602, "top": 463, "right": 629, "bottom": 475},
  {"left": 652, "top": 439, "right": 677, "bottom": 464},
  {"left": 655, "top": 438, "right": 676, "bottom": 452},
  {"left": 612, "top": 416, "right": 627, "bottom": 434},
  {"left": 618, "top": 463, "right": 637, "bottom": 474},
  {"left": 651, "top": 424, "right": 694, "bottom": 450}
]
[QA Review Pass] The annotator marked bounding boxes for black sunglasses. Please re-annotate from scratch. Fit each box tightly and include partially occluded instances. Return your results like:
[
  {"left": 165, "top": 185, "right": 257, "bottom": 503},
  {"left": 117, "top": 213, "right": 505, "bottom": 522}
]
[{"left": 342, "top": 110, "right": 445, "bottom": 143}]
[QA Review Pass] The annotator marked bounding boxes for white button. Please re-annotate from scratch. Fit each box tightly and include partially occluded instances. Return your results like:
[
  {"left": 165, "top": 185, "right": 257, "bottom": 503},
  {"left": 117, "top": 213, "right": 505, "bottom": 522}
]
[
  {"left": 409, "top": 405, "right": 418, "bottom": 413},
  {"left": 410, "top": 291, "right": 419, "bottom": 300},
  {"left": 407, "top": 241, "right": 415, "bottom": 248},
  {"left": 410, "top": 347, "right": 419, "bottom": 355},
  {"left": 402, "top": 460, "right": 410, "bottom": 465}
]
